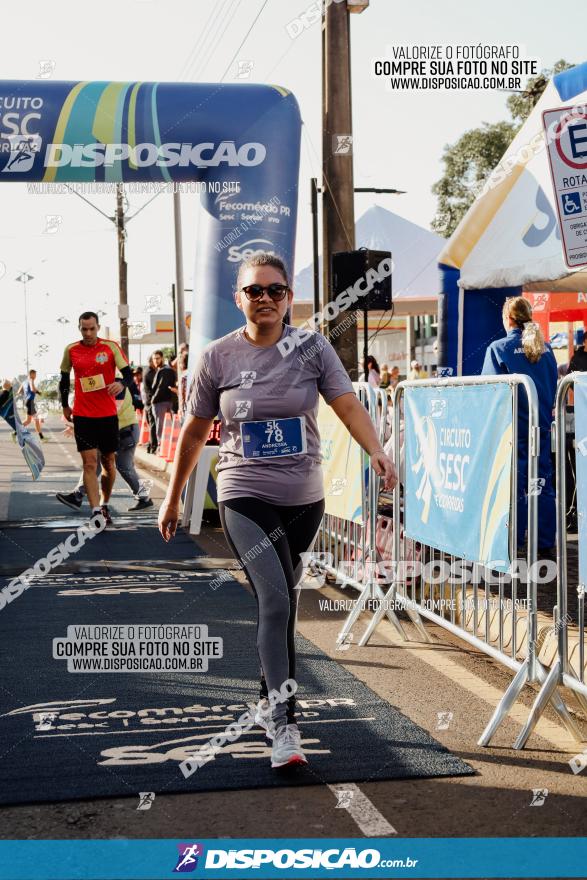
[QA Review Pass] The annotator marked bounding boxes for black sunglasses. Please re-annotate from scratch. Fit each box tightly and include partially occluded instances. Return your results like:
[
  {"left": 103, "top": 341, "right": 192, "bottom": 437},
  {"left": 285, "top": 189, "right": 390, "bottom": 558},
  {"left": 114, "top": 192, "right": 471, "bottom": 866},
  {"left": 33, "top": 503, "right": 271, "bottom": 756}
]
[{"left": 241, "top": 283, "right": 289, "bottom": 302}]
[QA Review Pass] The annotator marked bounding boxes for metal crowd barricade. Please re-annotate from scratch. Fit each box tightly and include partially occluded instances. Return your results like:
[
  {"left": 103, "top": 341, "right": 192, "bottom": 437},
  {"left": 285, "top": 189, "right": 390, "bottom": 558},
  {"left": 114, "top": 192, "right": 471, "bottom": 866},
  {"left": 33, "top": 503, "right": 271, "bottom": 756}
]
[
  {"left": 315, "top": 383, "right": 408, "bottom": 644},
  {"left": 315, "top": 374, "right": 582, "bottom": 749},
  {"left": 512, "top": 373, "right": 587, "bottom": 748}
]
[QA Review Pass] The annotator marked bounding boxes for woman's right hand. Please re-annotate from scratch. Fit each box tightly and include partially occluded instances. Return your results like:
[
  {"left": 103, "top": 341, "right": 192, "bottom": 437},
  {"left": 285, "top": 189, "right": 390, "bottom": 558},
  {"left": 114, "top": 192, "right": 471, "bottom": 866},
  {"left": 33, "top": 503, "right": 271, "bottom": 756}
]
[{"left": 158, "top": 498, "right": 180, "bottom": 542}]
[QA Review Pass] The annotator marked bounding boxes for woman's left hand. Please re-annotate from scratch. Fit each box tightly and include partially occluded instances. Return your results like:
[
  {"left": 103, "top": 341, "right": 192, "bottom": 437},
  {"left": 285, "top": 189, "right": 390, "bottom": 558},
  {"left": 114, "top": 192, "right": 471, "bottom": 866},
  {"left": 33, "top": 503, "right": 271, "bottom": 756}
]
[{"left": 370, "top": 450, "right": 398, "bottom": 491}]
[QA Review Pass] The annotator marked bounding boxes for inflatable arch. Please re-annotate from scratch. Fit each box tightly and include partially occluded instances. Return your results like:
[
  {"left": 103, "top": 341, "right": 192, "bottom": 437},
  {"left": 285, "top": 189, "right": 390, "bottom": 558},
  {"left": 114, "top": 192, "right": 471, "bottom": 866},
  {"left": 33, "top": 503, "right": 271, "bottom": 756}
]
[{"left": 0, "top": 80, "right": 301, "bottom": 351}]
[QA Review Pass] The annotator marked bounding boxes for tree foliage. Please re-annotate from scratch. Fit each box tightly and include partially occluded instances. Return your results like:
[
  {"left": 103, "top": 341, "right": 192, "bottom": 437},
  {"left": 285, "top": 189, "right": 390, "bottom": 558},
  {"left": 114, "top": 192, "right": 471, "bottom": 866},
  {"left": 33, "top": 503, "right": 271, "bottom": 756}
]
[
  {"left": 506, "top": 59, "right": 574, "bottom": 123},
  {"left": 432, "top": 60, "right": 574, "bottom": 238},
  {"left": 37, "top": 377, "right": 59, "bottom": 400},
  {"left": 431, "top": 121, "right": 518, "bottom": 238}
]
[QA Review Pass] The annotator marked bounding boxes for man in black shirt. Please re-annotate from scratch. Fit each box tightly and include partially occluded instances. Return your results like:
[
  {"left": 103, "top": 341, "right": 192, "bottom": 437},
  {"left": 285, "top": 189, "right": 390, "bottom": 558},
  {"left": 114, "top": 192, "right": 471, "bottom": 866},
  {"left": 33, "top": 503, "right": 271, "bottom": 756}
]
[
  {"left": 569, "top": 336, "right": 587, "bottom": 373},
  {"left": 151, "top": 350, "right": 177, "bottom": 451},
  {"left": 142, "top": 356, "right": 158, "bottom": 454}
]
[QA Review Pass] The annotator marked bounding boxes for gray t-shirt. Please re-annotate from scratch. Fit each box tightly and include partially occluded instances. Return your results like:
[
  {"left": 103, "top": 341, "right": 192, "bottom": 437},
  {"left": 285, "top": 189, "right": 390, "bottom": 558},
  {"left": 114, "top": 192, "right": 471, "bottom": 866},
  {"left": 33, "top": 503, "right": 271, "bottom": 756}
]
[{"left": 187, "top": 324, "right": 354, "bottom": 504}]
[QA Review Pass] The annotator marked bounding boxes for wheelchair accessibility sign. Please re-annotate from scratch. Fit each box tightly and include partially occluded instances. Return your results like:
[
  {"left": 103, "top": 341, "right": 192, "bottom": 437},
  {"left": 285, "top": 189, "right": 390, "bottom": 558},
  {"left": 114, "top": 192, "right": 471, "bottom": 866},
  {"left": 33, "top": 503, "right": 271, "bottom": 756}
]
[
  {"left": 543, "top": 106, "right": 587, "bottom": 268},
  {"left": 562, "top": 191, "right": 582, "bottom": 215}
]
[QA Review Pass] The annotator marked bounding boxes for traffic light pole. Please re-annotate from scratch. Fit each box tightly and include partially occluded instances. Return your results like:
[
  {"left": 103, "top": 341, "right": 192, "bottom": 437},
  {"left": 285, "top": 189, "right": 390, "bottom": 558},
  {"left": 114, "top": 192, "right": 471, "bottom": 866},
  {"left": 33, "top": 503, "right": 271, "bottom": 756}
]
[{"left": 115, "top": 184, "right": 129, "bottom": 357}]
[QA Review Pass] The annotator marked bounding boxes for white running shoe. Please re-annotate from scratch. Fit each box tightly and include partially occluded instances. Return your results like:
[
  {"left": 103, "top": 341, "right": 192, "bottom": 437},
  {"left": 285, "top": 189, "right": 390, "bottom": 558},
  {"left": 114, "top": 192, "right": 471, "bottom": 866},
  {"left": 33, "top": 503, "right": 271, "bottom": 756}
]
[
  {"left": 271, "top": 724, "right": 307, "bottom": 769},
  {"left": 254, "top": 698, "right": 276, "bottom": 740}
]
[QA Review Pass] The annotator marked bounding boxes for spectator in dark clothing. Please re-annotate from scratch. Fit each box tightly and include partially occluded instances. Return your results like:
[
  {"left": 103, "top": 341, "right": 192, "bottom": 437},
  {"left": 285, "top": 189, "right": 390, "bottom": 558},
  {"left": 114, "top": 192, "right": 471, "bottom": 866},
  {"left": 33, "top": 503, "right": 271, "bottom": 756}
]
[
  {"left": 568, "top": 334, "right": 587, "bottom": 373},
  {"left": 483, "top": 296, "right": 557, "bottom": 552},
  {"left": 142, "top": 356, "right": 158, "bottom": 454},
  {"left": 132, "top": 367, "right": 144, "bottom": 411},
  {"left": 151, "top": 350, "right": 177, "bottom": 450},
  {"left": 563, "top": 330, "right": 587, "bottom": 531}
]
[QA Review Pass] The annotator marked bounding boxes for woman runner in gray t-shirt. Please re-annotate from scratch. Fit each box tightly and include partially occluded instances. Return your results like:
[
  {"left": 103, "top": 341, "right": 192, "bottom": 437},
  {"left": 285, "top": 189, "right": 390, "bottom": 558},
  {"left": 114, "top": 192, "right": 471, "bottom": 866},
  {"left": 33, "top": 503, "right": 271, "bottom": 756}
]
[{"left": 159, "top": 252, "right": 397, "bottom": 770}]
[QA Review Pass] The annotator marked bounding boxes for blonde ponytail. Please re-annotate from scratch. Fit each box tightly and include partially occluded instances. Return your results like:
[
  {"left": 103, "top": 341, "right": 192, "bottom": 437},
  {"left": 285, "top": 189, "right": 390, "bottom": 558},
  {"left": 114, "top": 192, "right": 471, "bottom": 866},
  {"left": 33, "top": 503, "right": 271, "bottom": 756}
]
[
  {"left": 502, "top": 296, "right": 545, "bottom": 364},
  {"left": 521, "top": 321, "right": 545, "bottom": 364}
]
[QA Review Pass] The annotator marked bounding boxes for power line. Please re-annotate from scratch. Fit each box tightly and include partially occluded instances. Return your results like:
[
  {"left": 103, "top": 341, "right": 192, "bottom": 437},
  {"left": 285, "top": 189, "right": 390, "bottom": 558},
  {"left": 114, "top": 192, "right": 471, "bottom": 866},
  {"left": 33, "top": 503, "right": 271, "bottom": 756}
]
[
  {"left": 264, "top": 31, "right": 297, "bottom": 82},
  {"left": 191, "top": 0, "right": 242, "bottom": 82},
  {"left": 178, "top": 1, "right": 223, "bottom": 81},
  {"left": 302, "top": 121, "right": 354, "bottom": 251},
  {"left": 126, "top": 187, "right": 168, "bottom": 223},
  {"left": 64, "top": 184, "right": 112, "bottom": 223},
  {"left": 368, "top": 309, "right": 395, "bottom": 345},
  {"left": 219, "top": 0, "right": 269, "bottom": 82}
]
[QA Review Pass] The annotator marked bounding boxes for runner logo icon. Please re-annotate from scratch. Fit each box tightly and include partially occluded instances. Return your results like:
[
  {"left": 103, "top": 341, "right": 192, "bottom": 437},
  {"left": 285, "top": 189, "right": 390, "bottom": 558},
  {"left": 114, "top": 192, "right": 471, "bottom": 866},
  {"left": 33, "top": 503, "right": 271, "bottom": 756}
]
[
  {"left": 2, "top": 136, "right": 39, "bottom": 173},
  {"left": 429, "top": 398, "right": 446, "bottom": 419},
  {"left": 173, "top": 843, "right": 204, "bottom": 873},
  {"left": 239, "top": 371, "right": 256, "bottom": 388},
  {"left": 233, "top": 400, "right": 252, "bottom": 419}
]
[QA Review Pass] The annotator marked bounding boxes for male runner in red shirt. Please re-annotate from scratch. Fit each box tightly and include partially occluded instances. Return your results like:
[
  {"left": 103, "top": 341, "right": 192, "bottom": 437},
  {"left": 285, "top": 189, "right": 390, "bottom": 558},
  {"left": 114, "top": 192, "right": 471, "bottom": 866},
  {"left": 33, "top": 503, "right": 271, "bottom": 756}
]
[{"left": 59, "top": 311, "right": 135, "bottom": 525}]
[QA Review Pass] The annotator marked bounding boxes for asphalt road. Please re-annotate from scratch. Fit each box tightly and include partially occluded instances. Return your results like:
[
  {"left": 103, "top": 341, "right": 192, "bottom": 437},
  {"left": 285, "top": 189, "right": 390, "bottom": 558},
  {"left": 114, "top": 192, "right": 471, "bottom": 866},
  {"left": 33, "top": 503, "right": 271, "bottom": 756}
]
[{"left": 0, "top": 412, "right": 585, "bottom": 879}]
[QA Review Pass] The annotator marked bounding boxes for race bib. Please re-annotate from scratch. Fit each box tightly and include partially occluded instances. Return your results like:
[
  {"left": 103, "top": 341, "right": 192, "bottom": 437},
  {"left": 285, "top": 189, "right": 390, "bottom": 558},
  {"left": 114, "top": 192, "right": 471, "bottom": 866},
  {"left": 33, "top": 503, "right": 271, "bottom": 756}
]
[
  {"left": 80, "top": 374, "right": 106, "bottom": 392},
  {"left": 241, "top": 417, "right": 307, "bottom": 459}
]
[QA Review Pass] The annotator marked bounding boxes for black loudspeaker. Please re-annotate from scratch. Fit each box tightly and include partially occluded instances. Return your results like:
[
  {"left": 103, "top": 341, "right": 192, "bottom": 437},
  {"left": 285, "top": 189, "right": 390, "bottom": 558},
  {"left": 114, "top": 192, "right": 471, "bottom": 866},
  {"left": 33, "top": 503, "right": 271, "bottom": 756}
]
[{"left": 332, "top": 248, "right": 392, "bottom": 311}]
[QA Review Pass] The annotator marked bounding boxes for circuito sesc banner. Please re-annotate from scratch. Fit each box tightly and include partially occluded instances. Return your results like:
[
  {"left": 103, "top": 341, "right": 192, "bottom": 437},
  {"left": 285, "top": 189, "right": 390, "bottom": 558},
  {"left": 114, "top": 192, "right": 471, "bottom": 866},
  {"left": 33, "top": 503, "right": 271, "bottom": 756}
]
[{"left": 404, "top": 383, "right": 512, "bottom": 571}]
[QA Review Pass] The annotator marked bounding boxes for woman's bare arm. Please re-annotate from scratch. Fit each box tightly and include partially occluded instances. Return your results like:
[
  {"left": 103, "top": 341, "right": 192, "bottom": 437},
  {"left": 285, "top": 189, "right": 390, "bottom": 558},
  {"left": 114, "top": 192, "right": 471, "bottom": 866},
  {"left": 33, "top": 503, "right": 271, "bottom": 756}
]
[{"left": 329, "top": 392, "right": 397, "bottom": 490}]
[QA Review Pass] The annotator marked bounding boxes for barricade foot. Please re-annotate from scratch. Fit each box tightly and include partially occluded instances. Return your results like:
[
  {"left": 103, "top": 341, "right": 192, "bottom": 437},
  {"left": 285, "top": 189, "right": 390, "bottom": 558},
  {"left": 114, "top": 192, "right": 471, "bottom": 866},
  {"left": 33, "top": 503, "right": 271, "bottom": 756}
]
[
  {"left": 358, "top": 585, "right": 408, "bottom": 646},
  {"left": 404, "top": 605, "right": 431, "bottom": 642},
  {"left": 513, "top": 661, "right": 579, "bottom": 750},
  {"left": 478, "top": 661, "right": 529, "bottom": 747},
  {"left": 527, "top": 660, "right": 583, "bottom": 746},
  {"left": 565, "top": 662, "right": 587, "bottom": 718},
  {"left": 336, "top": 584, "right": 371, "bottom": 645}
]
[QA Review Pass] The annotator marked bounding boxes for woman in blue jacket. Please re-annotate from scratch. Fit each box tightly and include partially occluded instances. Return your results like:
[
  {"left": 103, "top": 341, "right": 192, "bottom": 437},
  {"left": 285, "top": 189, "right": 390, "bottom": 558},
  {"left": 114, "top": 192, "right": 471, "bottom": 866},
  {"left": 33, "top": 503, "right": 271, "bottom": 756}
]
[{"left": 482, "top": 296, "right": 558, "bottom": 555}]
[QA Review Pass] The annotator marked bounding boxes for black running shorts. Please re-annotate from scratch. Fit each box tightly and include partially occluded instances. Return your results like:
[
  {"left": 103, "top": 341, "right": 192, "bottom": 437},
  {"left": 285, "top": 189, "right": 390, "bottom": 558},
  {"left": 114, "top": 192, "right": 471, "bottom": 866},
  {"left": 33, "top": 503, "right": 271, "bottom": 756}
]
[
  {"left": 73, "top": 414, "right": 119, "bottom": 454},
  {"left": 25, "top": 399, "right": 37, "bottom": 416}
]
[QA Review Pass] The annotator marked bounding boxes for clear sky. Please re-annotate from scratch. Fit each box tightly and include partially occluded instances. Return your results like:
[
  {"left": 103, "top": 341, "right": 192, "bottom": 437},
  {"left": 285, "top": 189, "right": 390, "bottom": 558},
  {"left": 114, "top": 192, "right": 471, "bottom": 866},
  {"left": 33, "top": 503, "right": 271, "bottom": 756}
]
[{"left": 0, "top": 0, "right": 584, "bottom": 377}]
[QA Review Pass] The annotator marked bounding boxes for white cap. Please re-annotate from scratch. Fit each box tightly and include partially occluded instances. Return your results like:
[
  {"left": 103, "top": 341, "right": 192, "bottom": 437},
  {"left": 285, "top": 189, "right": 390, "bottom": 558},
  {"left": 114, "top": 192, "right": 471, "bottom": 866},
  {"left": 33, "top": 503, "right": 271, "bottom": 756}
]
[{"left": 411, "top": 359, "right": 419, "bottom": 368}]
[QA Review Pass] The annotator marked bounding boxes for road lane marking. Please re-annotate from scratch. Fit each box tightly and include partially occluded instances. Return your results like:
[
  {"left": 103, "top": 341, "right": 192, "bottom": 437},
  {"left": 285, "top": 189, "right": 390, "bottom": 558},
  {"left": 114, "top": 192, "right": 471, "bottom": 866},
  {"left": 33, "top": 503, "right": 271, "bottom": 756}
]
[{"left": 328, "top": 783, "right": 397, "bottom": 836}]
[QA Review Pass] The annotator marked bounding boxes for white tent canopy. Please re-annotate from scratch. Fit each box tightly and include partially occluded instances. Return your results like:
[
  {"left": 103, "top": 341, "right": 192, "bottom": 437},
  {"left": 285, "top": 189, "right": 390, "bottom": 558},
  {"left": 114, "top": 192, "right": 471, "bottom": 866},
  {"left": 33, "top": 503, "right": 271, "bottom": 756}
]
[{"left": 439, "top": 61, "right": 587, "bottom": 293}]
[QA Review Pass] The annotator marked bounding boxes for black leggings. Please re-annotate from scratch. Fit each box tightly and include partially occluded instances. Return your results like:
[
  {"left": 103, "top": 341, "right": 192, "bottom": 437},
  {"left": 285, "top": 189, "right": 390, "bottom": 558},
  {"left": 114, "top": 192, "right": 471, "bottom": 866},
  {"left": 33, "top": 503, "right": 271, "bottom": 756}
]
[{"left": 218, "top": 497, "right": 325, "bottom": 727}]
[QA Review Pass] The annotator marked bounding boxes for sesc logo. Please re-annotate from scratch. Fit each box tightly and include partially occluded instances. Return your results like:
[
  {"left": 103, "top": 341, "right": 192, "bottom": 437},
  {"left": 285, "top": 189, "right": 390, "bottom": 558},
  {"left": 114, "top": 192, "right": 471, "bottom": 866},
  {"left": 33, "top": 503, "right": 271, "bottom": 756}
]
[{"left": 227, "top": 238, "right": 277, "bottom": 263}]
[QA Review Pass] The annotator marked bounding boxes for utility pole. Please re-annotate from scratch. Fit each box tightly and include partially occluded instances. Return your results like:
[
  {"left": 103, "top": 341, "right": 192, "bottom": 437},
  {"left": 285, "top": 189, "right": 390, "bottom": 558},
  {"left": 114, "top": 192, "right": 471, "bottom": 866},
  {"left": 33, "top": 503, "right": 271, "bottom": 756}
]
[
  {"left": 171, "top": 283, "right": 178, "bottom": 356},
  {"left": 173, "top": 191, "right": 187, "bottom": 349},
  {"left": 115, "top": 184, "right": 129, "bottom": 357},
  {"left": 322, "top": 0, "right": 366, "bottom": 378}
]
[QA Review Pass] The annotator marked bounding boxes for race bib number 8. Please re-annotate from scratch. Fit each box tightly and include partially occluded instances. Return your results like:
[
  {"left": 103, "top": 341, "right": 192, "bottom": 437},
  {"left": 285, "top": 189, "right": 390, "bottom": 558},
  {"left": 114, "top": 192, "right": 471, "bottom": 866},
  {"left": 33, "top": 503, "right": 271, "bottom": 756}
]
[
  {"left": 241, "top": 417, "right": 307, "bottom": 459},
  {"left": 80, "top": 374, "right": 106, "bottom": 392}
]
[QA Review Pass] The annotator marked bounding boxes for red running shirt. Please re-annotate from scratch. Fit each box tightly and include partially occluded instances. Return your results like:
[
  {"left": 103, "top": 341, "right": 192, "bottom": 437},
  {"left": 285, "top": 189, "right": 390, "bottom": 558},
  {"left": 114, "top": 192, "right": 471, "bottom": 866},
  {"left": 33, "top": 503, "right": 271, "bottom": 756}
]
[{"left": 60, "top": 338, "right": 128, "bottom": 418}]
